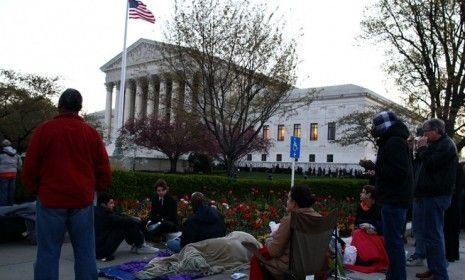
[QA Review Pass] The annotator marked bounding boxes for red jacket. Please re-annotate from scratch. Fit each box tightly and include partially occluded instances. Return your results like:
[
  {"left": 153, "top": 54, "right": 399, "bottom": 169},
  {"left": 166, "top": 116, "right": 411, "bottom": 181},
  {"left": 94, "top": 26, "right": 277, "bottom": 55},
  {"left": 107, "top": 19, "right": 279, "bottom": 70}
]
[{"left": 22, "top": 113, "right": 112, "bottom": 208}]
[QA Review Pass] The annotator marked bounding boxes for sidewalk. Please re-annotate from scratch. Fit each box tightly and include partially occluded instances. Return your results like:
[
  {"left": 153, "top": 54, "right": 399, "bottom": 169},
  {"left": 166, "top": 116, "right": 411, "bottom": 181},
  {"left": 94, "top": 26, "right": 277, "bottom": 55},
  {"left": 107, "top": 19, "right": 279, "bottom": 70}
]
[{"left": 1, "top": 233, "right": 464, "bottom": 280}]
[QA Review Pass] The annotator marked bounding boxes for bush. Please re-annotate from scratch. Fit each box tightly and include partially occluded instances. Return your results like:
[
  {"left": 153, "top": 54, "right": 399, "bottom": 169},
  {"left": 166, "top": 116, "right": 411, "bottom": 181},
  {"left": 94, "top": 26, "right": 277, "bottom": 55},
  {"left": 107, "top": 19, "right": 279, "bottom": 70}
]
[
  {"left": 15, "top": 170, "right": 368, "bottom": 203},
  {"left": 110, "top": 171, "right": 367, "bottom": 200}
]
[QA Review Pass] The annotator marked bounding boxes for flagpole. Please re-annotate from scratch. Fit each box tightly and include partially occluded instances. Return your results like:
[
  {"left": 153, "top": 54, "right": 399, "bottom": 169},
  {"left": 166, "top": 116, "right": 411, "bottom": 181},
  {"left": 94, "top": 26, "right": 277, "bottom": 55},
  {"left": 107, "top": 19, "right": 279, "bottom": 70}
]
[{"left": 117, "top": 0, "right": 129, "bottom": 133}]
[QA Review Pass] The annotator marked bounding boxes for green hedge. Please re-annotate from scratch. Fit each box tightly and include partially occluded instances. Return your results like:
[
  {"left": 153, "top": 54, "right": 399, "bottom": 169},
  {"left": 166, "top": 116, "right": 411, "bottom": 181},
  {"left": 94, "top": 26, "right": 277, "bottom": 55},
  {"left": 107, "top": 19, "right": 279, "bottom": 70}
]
[
  {"left": 15, "top": 170, "right": 368, "bottom": 202},
  {"left": 109, "top": 171, "right": 368, "bottom": 200}
]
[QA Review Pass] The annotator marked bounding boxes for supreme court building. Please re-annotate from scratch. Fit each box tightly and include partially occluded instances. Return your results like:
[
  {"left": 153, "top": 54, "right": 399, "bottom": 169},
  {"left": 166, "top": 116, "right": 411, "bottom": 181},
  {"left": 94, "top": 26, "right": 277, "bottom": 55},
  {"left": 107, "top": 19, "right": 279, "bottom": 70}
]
[{"left": 100, "top": 38, "right": 401, "bottom": 172}]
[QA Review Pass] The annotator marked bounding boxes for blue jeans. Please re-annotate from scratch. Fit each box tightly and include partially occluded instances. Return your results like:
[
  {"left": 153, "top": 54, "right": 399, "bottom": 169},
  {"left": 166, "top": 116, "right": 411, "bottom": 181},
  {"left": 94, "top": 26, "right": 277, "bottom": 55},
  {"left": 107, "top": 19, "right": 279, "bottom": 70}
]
[
  {"left": 34, "top": 200, "right": 97, "bottom": 280},
  {"left": 0, "top": 177, "right": 16, "bottom": 206},
  {"left": 166, "top": 237, "right": 181, "bottom": 253},
  {"left": 416, "top": 196, "right": 451, "bottom": 280},
  {"left": 412, "top": 199, "right": 426, "bottom": 258},
  {"left": 381, "top": 204, "right": 407, "bottom": 280}
]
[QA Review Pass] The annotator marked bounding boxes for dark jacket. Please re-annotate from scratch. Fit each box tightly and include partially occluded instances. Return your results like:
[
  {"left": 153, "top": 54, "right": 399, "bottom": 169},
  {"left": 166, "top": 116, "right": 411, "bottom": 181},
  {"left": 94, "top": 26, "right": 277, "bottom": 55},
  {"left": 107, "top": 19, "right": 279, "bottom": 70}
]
[
  {"left": 415, "top": 135, "right": 458, "bottom": 197},
  {"left": 354, "top": 203, "right": 383, "bottom": 235},
  {"left": 150, "top": 193, "right": 178, "bottom": 226},
  {"left": 374, "top": 121, "right": 413, "bottom": 208},
  {"left": 180, "top": 204, "right": 226, "bottom": 247},
  {"left": 94, "top": 206, "right": 140, "bottom": 247}
]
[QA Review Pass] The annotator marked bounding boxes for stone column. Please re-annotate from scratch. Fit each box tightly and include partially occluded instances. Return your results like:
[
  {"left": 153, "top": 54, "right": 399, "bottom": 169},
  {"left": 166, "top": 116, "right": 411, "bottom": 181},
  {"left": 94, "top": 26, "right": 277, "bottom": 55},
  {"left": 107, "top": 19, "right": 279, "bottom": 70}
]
[
  {"left": 147, "top": 75, "right": 158, "bottom": 117},
  {"left": 171, "top": 78, "right": 179, "bottom": 121},
  {"left": 112, "top": 82, "right": 121, "bottom": 138},
  {"left": 104, "top": 82, "right": 113, "bottom": 140},
  {"left": 158, "top": 74, "right": 167, "bottom": 119},
  {"left": 134, "top": 77, "right": 146, "bottom": 118},
  {"left": 123, "top": 80, "right": 135, "bottom": 123},
  {"left": 172, "top": 78, "right": 186, "bottom": 121}
]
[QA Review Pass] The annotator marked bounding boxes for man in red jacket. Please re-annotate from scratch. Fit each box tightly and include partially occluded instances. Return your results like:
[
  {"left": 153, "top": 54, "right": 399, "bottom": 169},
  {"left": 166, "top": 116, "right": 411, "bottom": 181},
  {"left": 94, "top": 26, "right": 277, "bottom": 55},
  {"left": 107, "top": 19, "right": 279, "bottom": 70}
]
[{"left": 22, "top": 88, "right": 112, "bottom": 280}]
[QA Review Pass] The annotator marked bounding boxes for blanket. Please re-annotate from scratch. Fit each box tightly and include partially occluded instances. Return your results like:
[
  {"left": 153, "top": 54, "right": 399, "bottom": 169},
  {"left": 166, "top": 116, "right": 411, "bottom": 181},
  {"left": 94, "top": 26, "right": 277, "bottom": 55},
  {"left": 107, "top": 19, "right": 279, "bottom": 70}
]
[
  {"left": 344, "top": 229, "right": 389, "bottom": 273},
  {"left": 135, "top": 231, "right": 261, "bottom": 279}
]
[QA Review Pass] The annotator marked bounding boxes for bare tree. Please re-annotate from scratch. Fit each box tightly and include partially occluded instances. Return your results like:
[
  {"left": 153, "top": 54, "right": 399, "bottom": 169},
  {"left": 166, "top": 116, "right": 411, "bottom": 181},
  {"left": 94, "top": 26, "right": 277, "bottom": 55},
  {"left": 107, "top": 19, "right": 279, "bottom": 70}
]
[
  {"left": 362, "top": 0, "right": 465, "bottom": 149},
  {"left": 159, "top": 0, "right": 310, "bottom": 175},
  {"left": 333, "top": 104, "right": 423, "bottom": 148}
]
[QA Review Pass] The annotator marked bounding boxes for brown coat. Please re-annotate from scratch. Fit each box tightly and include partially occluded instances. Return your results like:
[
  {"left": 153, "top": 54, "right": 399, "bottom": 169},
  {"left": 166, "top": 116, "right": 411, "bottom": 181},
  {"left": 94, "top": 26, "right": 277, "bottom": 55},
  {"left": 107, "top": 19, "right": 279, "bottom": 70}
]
[{"left": 265, "top": 208, "right": 320, "bottom": 279}]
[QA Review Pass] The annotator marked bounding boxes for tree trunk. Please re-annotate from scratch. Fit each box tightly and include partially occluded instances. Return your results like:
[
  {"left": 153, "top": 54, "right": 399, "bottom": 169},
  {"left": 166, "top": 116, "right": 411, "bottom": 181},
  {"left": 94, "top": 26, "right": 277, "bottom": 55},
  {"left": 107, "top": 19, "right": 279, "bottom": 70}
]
[
  {"left": 169, "top": 156, "right": 178, "bottom": 173},
  {"left": 224, "top": 157, "right": 237, "bottom": 177}
]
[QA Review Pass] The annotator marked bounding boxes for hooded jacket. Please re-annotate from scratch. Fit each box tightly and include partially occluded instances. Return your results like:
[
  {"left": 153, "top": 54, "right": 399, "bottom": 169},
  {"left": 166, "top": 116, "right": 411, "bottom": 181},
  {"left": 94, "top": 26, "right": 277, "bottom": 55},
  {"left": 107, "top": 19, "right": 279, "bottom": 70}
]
[
  {"left": 180, "top": 204, "right": 226, "bottom": 247},
  {"left": 415, "top": 134, "right": 457, "bottom": 197},
  {"left": 0, "top": 146, "right": 22, "bottom": 177},
  {"left": 374, "top": 121, "right": 413, "bottom": 208}
]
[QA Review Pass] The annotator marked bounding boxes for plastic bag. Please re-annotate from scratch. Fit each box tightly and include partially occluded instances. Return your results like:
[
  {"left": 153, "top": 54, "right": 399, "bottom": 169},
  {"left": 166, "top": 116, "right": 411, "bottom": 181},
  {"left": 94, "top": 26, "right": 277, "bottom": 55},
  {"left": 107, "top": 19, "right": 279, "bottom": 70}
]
[
  {"left": 343, "top": 245, "right": 357, "bottom": 265},
  {"left": 269, "top": 221, "right": 280, "bottom": 233}
]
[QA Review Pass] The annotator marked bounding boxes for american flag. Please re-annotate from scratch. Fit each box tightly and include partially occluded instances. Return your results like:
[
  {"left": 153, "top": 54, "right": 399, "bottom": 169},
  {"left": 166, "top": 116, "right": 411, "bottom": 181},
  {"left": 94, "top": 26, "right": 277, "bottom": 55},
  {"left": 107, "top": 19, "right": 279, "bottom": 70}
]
[{"left": 128, "top": 0, "right": 155, "bottom": 24}]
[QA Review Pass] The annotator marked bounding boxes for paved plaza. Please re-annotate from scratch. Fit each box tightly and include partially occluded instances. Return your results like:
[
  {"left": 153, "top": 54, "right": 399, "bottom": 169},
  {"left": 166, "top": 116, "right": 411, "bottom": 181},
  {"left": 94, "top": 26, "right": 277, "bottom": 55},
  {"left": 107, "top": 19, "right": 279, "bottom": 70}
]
[{"left": 1, "top": 233, "right": 464, "bottom": 280}]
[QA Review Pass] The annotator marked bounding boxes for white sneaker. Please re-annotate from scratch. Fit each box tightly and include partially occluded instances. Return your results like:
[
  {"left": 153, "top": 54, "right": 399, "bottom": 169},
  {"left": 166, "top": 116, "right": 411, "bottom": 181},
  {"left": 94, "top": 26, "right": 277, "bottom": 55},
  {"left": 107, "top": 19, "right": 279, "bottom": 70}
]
[
  {"left": 406, "top": 254, "right": 425, "bottom": 266},
  {"left": 131, "top": 243, "right": 159, "bottom": 254}
]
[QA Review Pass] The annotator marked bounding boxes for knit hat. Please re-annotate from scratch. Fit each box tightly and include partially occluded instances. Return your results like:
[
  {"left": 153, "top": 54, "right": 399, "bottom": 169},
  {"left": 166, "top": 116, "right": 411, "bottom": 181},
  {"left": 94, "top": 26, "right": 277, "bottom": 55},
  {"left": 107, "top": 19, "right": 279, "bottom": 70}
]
[
  {"left": 1, "top": 139, "right": 11, "bottom": 147},
  {"left": 372, "top": 111, "right": 398, "bottom": 136}
]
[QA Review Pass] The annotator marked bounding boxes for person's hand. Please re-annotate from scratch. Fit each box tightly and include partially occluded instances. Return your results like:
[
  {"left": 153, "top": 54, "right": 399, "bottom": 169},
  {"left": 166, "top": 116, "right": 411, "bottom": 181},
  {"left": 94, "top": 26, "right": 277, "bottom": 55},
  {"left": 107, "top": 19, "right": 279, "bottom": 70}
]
[
  {"left": 417, "top": 136, "right": 428, "bottom": 148},
  {"left": 359, "top": 223, "right": 370, "bottom": 230},
  {"left": 359, "top": 159, "right": 375, "bottom": 170}
]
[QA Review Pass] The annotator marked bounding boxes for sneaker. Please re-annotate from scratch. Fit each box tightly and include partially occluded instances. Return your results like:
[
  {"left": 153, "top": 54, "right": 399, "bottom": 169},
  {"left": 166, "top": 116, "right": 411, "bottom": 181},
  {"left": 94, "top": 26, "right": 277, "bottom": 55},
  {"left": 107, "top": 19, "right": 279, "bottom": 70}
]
[
  {"left": 131, "top": 243, "right": 159, "bottom": 254},
  {"left": 406, "top": 254, "right": 424, "bottom": 266}
]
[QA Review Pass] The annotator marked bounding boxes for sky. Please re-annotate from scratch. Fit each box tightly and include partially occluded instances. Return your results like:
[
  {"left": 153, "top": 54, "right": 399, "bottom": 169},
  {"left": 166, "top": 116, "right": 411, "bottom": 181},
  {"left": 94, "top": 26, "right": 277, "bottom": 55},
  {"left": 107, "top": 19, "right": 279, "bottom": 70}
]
[{"left": 0, "top": 0, "right": 400, "bottom": 114}]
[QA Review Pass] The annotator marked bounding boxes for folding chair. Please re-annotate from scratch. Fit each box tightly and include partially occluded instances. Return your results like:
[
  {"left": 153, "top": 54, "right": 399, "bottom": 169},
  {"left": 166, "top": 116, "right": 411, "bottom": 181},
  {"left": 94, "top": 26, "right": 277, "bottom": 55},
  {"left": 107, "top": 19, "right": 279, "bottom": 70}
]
[{"left": 243, "top": 209, "right": 338, "bottom": 280}]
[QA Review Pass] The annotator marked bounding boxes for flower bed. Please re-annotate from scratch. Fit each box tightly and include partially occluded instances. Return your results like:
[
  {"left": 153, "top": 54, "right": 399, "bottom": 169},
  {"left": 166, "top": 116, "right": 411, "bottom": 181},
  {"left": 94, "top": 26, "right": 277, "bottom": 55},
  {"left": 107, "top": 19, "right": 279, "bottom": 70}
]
[{"left": 114, "top": 187, "right": 357, "bottom": 241}]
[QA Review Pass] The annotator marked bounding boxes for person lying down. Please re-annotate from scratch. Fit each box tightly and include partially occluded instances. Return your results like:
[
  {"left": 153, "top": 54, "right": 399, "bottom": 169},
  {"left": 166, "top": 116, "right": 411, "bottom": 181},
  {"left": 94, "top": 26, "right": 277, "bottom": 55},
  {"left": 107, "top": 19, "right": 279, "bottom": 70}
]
[{"left": 135, "top": 231, "right": 261, "bottom": 279}]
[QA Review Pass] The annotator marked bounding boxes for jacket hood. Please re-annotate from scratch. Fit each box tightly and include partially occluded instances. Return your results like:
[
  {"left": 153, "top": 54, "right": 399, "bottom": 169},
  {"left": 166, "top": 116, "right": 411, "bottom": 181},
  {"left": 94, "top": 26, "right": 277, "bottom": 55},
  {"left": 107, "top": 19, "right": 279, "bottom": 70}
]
[
  {"left": 377, "top": 121, "right": 410, "bottom": 145},
  {"left": 192, "top": 204, "right": 221, "bottom": 224},
  {"left": 2, "top": 146, "right": 17, "bottom": 156}
]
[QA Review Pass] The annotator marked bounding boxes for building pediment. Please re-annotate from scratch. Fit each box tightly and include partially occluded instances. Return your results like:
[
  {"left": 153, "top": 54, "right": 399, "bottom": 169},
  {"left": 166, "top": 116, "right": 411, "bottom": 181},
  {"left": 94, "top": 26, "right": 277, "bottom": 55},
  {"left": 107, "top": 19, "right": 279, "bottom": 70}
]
[{"left": 100, "top": 38, "right": 165, "bottom": 72}]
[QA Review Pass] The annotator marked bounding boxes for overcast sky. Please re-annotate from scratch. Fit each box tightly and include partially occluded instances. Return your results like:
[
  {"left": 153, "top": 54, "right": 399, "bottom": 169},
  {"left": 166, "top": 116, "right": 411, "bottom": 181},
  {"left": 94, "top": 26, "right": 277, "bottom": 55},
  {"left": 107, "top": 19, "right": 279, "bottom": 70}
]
[{"left": 0, "top": 0, "right": 400, "bottom": 113}]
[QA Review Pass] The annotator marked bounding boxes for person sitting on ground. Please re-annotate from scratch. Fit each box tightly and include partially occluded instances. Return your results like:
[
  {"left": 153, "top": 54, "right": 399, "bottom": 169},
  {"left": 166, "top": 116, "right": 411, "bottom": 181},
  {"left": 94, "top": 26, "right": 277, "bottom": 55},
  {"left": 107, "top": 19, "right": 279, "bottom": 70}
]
[
  {"left": 166, "top": 192, "right": 226, "bottom": 253},
  {"left": 249, "top": 185, "right": 321, "bottom": 280},
  {"left": 94, "top": 192, "right": 158, "bottom": 261},
  {"left": 146, "top": 179, "right": 178, "bottom": 242},
  {"left": 345, "top": 185, "right": 389, "bottom": 273}
]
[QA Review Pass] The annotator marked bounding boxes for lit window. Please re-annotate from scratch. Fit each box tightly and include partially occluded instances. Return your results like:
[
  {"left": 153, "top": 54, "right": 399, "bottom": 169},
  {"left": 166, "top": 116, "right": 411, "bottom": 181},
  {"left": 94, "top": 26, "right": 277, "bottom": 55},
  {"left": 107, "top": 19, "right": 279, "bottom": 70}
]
[
  {"left": 247, "top": 154, "right": 252, "bottom": 161},
  {"left": 293, "top": 124, "right": 301, "bottom": 137},
  {"left": 263, "top": 125, "right": 270, "bottom": 140},
  {"left": 327, "top": 122, "right": 336, "bottom": 141},
  {"left": 276, "top": 154, "right": 282, "bottom": 162},
  {"left": 327, "top": 154, "right": 333, "bottom": 162},
  {"left": 309, "top": 154, "right": 315, "bottom": 162},
  {"left": 310, "top": 123, "right": 318, "bottom": 141},
  {"left": 277, "top": 125, "right": 285, "bottom": 141},
  {"left": 261, "top": 154, "right": 267, "bottom": 161}
]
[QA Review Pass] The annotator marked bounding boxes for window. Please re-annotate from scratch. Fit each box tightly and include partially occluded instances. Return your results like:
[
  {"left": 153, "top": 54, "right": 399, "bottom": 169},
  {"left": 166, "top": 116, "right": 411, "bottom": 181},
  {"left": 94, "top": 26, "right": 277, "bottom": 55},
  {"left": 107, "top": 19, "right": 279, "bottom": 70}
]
[
  {"left": 247, "top": 154, "right": 252, "bottom": 161},
  {"left": 276, "top": 154, "right": 282, "bottom": 162},
  {"left": 277, "top": 125, "right": 285, "bottom": 141},
  {"left": 309, "top": 154, "right": 315, "bottom": 162},
  {"left": 327, "top": 122, "right": 336, "bottom": 140},
  {"left": 327, "top": 154, "right": 333, "bottom": 162},
  {"left": 310, "top": 123, "right": 318, "bottom": 141},
  {"left": 293, "top": 123, "right": 301, "bottom": 137},
  {"left": 261, "top": 154, "right": 267, "bottom": 161},
  {"left": 262, "top": 125, "right": 270, "bottom": 140}
]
